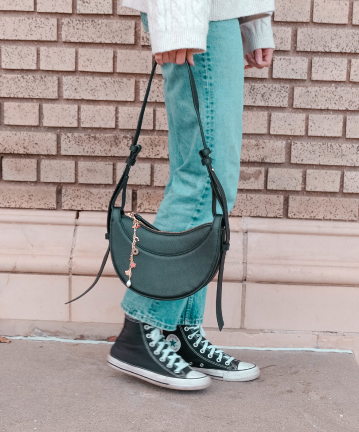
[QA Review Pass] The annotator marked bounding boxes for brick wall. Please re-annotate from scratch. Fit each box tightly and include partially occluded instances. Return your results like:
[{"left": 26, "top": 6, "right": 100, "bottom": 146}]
[{"left": 1, "top": 0, "right": 359, "bottom": 220}]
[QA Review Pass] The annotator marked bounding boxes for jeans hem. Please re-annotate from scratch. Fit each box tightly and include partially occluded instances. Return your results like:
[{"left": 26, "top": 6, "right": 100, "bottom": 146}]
[{"left": 121, "top": 303, "right": 203, "bottom": 331}]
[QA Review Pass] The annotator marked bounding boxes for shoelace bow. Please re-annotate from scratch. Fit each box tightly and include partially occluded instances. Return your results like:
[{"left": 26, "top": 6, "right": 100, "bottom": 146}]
[
  {"left": 144, "top": 325, "right": 189, "bottom": 373},
  {"left": 186, "top": 326, "right": 235, "bottom": 365}
]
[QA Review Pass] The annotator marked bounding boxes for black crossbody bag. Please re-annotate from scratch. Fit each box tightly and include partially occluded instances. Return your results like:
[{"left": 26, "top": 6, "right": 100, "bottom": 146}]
[{"left": 67, "top": 61, "right": 230, "bottom": 330}]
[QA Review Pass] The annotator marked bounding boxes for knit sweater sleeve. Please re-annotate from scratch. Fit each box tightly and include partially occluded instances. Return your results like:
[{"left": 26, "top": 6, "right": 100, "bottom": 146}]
[
  {"left": 146, "top": 0, "right": 211, "bottom": 54},
  {"left": 239, "top": 13, "right": 275, "bottom": 55}
]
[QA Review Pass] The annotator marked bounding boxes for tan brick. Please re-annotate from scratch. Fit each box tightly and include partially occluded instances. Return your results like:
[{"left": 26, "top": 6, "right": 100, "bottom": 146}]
[
  {"left": 288, "top": 196, "right": 358, "bottom": 220},
  {"left": 346, "top": 116, "right": 359, "bottom": 138},
  {"left": 306, "top": 169, "right": 341, "bottom": 192},
  {"left": 117, "top": 50, "right": 152, "bottom": 74},
  {"left": 274, "top": 0, "right": 311, "bottom": 22},
  {"left": 153, "top": 164, "right": 169, "bottom": 187},
  {"left": 294, "top": 87, "right": 359, "bottom": 110},
  {"left": 0, "top": 131, "right": 56, "bottom": 155},
  {"left": 62, "top": 19, "right": 134, "bottom": 44},
  {"left": 272, "top": 26, "right": 292, "bottom": 51},
  {"left": 137, "top": 188, "right": 164, "bottom": 213},
  {"left": 62, "top": 187, "right": 132, "bottom": 211},
  {"left": 350, "top": 59, "right": 359, "bottom": 82},
  {"left": 270, "top": 113, "right": 305, "bottom": 136},
  {"left": 2, "top": 158, "right": 37, "bottom": 182},
  {"left": 77, "top": 0, "right": 112, "bottom": 14},
  {"left": 244, "top": 84, "right": 289, "bottom": 107},
  {"left": 273, "top": 56, "right": 308, "bottom": 80},
  {"left": 0, "top": 17, "right": 56, "bottom": 41},
  {"left": 344, "top": 171, "right": 359, "bottom": 193},
  {"left": 40, "top": 47, "right": 75, "bottom": 71},
  {"left": 0, "top": 0, "right": 33, "bottom": 10},
  {"left": 241, "top": 139, "right": 286, "bottom": 163},
  {"left": 0, "top": 184, "right": 56, "bottom": 209},
  {"left": 292, "top": 141, "right": 359, "bottom": 166},
  {"left": 354, "top": 1, "right": 359, "bottom": 25},
  {"left": 141, "top": 25, "right": 151, "bottom": 46},
  {"left": 231, "top": 194, "right": 284, "bottom": 217},
  {"left": 308, "top": 114, "right": 343, "bottom": 137},
  {"left": 61, "top": 133, "right": 131, "bottom": 157},
  {"left": 37, "top": 0, "right": 72, "bottom": 13},
  {"left": 313, "top": 0, "right": 349, "bottom": 24},
  {"left": 268, "top": 168, "right": 302, "bottom": 191},
  {"left": 1, "top": 45, "right": 36, "bottom": 69},
  {"left": 0, "top": 75, "right": 57, "bottom": 99},
  {"left": 242, "top": 111, "right": 268, "bottom": 134},
  {"left": 41, "top": 160, "right": 75, "bottom": 183},
  {"left": 78, "top": 49, "right": 113, "bottom": 73},
  {"left": 140, "top": 79, "right": 164, "bottom": 102},
  {"left": 117, "top": 162, "right": 151, "bottom": 185},
  {"left": 297, "top": 28, "right": 359, "bottom": 53},
  {"left": 137, "top": 136, "right": 168, "bottom": 158},
  {"left": 78, "top": 162, "right": 113, "bottom": 184},
  {"left": 141, "top": 25, "right": 151, "bottom": 45},
  {"left": 238, "top": 168, "right": 265, "bottom": 190},
  {"left": 118, "top": 0, "right": 140, "bottom": 15},
  {"left": 244, "top": 62, "right": 269, "bottom": 79},
  {"left": 43, "top": 104, "right": 78, "bottom": 128},
  {"left": 155, "top": 108, "right": 168, "bottom": 131},
  {"left": 4, "top": 103, "right": 39, "bottom": 126},
  {"left": 312, "top": 57, "right": 347, "bottom": 81},
  {"left": 118, "top": 107, "right": 153, "bottom": 130},
  {"left": 63, "top": 77, "right": 134, "bottom": 101},
  {"left": 81, "top": 105, "right": 115, "bottom": 128}
]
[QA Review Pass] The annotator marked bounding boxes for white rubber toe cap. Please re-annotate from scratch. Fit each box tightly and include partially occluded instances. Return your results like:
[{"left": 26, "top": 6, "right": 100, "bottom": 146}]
[
  {"left": 237, "top": 361, "right": 257, "bottom": 371},
  {"left": 186, "top": 370, "right": 208, "bottom": 379}
]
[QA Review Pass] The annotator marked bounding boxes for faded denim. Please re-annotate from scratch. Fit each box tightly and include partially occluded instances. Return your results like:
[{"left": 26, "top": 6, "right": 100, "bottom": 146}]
[{"left": 121, "top": 16, "right": 244, "bottom": 330}]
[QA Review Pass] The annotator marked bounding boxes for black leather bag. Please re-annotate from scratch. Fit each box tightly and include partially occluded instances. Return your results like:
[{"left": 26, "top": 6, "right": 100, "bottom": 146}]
[{"left": 67, "top": 61, "right": 230, "bottom": 330}]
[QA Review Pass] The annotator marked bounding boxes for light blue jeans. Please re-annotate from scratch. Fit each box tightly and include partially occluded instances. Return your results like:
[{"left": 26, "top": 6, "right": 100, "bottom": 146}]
[{"left": 121, "top": 15, "right": 244, "bottom": 330}]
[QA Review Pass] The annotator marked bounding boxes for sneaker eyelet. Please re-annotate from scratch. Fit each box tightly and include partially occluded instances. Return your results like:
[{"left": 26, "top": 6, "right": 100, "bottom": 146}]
[
  {"left": 159, "top": 357, "right": 165, "bottom": 362},
  {"left": 188, "top": 335, "right": 193, "bottom": 340},
  {"left": 225, "top": 361, "right": 230, "bottom": 366},
  {"left": 144, "top": 325, "right": 150, "bottom": 330},
  {"left": 166, "top": 364, "right": 173, "bottom": 368},
  {"left": 145, "top": 334, "right": 151, "bottom": 338},
  {"left": 216, "top": 358, "right": 221, "bottom": 362},
  {"left": 184, "top": 327, "right": 189, "bottom": 331},
  {"left": 208, "top": 354, "right": 213, "bottom": 359},
  {"left": 149, "top": 342, "right": 155, "bottom": 347},
  {"left": 200, "top": 349, "right": 205, "bottom": 354},
  {"left": 193, "top": 342, "right": 199, "bottom": 347}
]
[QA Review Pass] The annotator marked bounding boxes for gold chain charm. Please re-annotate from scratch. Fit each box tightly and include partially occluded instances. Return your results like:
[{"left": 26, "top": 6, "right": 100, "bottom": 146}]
[{"left": 125, "top": 213, "right": 140, "bottom": 287}]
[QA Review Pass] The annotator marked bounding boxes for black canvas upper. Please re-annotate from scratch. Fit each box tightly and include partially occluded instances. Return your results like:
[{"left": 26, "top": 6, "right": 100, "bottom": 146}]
[
  {"left": 110, "top": 317, "right": 193, "bottom": 379},
  {"left": 164, "top": 325, "right": 242, "bottom": 371}
]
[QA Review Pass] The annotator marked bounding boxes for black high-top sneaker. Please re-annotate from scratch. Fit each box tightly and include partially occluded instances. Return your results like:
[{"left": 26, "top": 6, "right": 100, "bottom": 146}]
[
  {"left": 163, "top": 325, "right": 260, "bottom": 382},
  {"left": 107, "top": 317, "right": 211, "bottom": 390}
]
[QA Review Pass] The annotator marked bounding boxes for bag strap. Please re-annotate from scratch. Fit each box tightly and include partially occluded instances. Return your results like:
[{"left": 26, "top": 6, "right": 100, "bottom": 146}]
[{"left": 67, "top": 60, "right": 230, "bottom": 330}]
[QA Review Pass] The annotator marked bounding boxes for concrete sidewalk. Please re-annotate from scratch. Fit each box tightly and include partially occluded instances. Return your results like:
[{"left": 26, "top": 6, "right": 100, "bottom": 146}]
[{"left": 1, "top": 340, "right": 359, "bottom": 432}]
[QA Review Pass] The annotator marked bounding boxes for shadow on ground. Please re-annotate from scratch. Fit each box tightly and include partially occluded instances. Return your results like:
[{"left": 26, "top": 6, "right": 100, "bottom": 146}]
[{"left": 1, "top": 340, "right": 358, "bottom": 432}]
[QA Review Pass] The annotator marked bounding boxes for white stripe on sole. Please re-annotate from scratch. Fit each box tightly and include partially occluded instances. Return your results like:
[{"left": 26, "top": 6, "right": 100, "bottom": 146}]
[
  {"left": 107, "top": 355, "right": 211, "bottom": 390},
  {"left": 193, "top": 365, "right": 260, "bottom": 381}
]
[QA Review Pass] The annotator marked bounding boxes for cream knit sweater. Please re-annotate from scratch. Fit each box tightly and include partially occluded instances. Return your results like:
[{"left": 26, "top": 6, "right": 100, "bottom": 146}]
[{"left": 122, "top": 0, "right": 275, "bottom": 55}]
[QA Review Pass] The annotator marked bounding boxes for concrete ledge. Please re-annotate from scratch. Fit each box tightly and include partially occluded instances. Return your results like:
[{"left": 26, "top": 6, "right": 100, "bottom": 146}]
[{"left": 1, "top": 208, "right": 359, "bottom": 362}]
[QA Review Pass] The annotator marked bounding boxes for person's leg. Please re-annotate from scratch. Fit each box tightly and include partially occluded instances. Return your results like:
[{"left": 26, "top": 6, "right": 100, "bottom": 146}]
[{"left": 121, "top": 18, "right": 244, "bottom": 330}]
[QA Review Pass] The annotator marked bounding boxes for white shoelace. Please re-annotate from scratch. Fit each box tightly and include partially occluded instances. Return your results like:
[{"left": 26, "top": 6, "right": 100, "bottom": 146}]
[
  {"left": 144, "top": 325, "right": 189, "bottom": 374},
  {"left": 186, "top": 326, "right": 235, "bottom": 365}
]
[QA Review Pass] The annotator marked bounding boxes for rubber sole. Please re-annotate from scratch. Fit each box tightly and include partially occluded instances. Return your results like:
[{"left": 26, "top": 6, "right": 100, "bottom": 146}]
[
  {"left": 107, "top": 355, "right": 212, "bottom": 390},
  {"left": 193, "top": 365, "right": 260, "bottom": 382}
]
